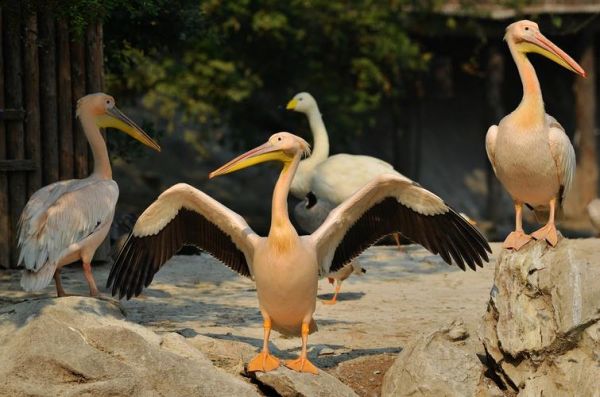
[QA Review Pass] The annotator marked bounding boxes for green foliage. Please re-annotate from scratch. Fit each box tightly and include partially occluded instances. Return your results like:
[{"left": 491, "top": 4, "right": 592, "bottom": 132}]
[{"left": 104, "top": 0, "right": 429, "bottom": 152}]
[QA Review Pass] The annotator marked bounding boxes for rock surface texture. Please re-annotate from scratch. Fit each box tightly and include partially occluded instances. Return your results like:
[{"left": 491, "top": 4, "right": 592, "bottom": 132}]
[
  {"left": 381, "top": 319, "right": 503, "bottom": 397},
  {"left": 481, "top": 238, "right": 600, "bottom": 396},
  {"left": 0, "top": 297, "right": 260, "bottom": 397}
]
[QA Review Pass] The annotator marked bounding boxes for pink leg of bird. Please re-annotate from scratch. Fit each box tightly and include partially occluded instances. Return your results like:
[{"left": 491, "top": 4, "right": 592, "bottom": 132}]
[
  {"left": 322, "top": 280, "right": 342, "bottom": 305},
  {"left": 82, "top": 262, "right": 100, "bottom": 297},
  {"left": 531, "top": 198, "right": 559, "bottom": 246},
  {"left": 503, "top": 202, "right": 533, "bottom": 251},
  {"left": 285, "top": 323, "right": 318, "bottom": 374},
  {"left": 247, "top": 318, "right": 280, "bottom": 372},
  {"left": 54, "top": 268, "right": 67, "bottom": 297},
  {"left": 393, "top": 233, "right": 404, "bottom": 252}
]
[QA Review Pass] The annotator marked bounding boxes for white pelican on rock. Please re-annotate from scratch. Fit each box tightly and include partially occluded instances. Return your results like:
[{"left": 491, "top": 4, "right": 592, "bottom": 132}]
[
  {"left": 17, "top": 93, "right": 160, "bottom": 296},
  {"left": 486, "top": 20, "right": 585, "bottom": 250},
  {"left": 108, "top": 132, "right": 490, "bottom": 374}
]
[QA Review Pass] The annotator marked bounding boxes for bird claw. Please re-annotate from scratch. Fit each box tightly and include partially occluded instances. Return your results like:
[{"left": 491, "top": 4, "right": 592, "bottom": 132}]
[
  {"left": 284, "top": 356, "right": 318, "bottom": 374},
  {"left": 503, "top": 231, "right": 533, "bottom": 251},
  {"left": 247, "top": 351, "right": 280, "bottom": 373},
  {"left": 531, "top": 223, "right": 559, "bottom": 247}
]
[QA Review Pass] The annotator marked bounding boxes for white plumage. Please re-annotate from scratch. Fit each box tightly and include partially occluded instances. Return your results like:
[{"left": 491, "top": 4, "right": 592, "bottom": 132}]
[{"left": 287, "top": 92, "right": 410, "bottom": 205}]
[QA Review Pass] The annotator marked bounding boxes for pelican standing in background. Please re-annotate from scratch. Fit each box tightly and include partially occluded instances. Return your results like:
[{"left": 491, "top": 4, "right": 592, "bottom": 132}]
[
  {"left": 287, "top": 92, "right": 404, "bottom": 298},
  {"left": 486, "top": 20, "right": 585, "bottom": 250},
  {"left": 108, "top": 132, "right": 490, "bottom": 374},
  {"left": 17, "top": 93, "right": 161, "bottom": 297},
  {"left": 286, "top": 92, "right": 411, "bottom": 204},
  {"left": 294, "top": 193, "right": 366, "bottom": 305}
]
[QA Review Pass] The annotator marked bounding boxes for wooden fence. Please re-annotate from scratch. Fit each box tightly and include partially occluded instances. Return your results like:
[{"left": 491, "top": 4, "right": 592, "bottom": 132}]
[{"left": 0, "top": 4, "right": 104, "bottom": 268}]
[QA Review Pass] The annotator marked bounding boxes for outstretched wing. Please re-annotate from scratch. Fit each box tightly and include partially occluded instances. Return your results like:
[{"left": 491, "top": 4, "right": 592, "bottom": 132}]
[
  {"left": 107, "top": 183, "right": 260, "bottom": 299},
  {"left": 310, "top": 174, "right": 491, "bottom": 276}
]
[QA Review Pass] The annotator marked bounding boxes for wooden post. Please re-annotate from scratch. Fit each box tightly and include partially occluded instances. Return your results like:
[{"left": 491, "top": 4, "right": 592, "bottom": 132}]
[
  {"left": 71, "top": 37, "right": 88, "bottom": 179},
  {"left": 57, "top": 19, "right": 73, "bottom": 180},
  {"left": 86, "top": 22, "right": 104, "bottom": 92},
  {"left": 39, "top": 11, "right": 59, "bottom": 186},
  {"left": 24, "top": 13, "right": 41, "bottom": 197},
  {"left": 85, "top": 20, "right": 105, "bottom": 174},
  {"left": 0, "top": 10, "right": 9, "bottom": 268},
  {"left": 4, "top": 3, "right": 25, "bottom": 266},
  {"left": 565, "top": 29, "right": 598, "bottom": 223}
]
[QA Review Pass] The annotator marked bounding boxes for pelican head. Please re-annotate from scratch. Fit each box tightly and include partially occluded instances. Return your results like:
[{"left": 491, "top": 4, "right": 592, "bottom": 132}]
[
  {"left": 76, "top": 93, "right": 161, "bottom": 151},
  {"left": 209, "top": 132, "right": 310, "bottom": 178},
  {"left": 286, "top": 92, "right": 318, "bottom": 114},
  {"left": 505, "top": 20, "right": 585, "bottom": 77}
]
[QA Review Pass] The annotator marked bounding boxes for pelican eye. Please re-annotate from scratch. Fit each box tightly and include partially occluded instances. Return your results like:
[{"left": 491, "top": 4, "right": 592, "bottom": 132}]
[
  {"left": 299, "top": 98, "right": 303, "bottom": 101},
  {"left": 277, "top": 137, "right": 282, "bottom": 141},
  {"left": 524, "top": 27, "right": 529, "bottom": 31}
]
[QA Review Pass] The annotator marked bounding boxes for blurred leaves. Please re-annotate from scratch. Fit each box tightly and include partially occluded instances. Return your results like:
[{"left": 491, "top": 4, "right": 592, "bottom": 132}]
[{"left": 103, "top": 0, "right": 429, "bottom": 153}]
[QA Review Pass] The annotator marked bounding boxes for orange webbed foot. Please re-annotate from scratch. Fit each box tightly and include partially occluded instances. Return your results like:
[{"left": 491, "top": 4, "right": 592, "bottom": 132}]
[
  {"left": 531, "top": 223, "right": 559, "bottom": 247},
  {"left": 247, "top": 351, "right": 280, "bottom": 372},
  {"left": 284, "top": 356, "right": 318, "bottom": 374},
  {"left": 503, "top": 230, "right": 533, "bottom": 251},
  {"left": 320, "top": 297, "right": 338, "bottom": 305}
]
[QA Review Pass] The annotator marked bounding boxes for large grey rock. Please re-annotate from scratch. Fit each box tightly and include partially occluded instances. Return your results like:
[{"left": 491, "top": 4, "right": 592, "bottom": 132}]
[
  {"left": 0, "top": 297, "right": 260, "bottom": 397},
  {"left": 481, "top": 238, "right": 600, "bottom": 395},
  {"left": 381, "top": 319, "right": 503, "bottom": 397},
  {"left": 187, "top": 334, "right": 358, "bottom": 397}
]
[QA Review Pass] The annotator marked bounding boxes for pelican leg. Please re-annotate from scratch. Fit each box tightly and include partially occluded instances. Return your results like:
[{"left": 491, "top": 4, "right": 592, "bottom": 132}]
[
  {"left": 503, "top": 202, "right": 533, "bottom": 251},
  {"left": 247, "top": 317, "right": 280, "bottom": 372},
  {"left": 322, "top": 280, "right": 342, "bottom": 305},
  {"left": 54, "top": 269, "right": 67, "bottom": 297},
  {"left": 393, "top": 233, "right": 404, "bottom": 252},
  {"left": 82, "top": 262, "right": 100, "bottom": 297},
  {"left": 531, "top": 198, "right": 559, "bottom": 246},
  {"left": 284, "top": 323, "right": 318, "bottom": 374}
]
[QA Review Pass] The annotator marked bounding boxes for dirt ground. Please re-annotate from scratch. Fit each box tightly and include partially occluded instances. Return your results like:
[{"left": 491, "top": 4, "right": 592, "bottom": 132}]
[{"left": 0, "top": 243, "right": 502, "bottom": 396}]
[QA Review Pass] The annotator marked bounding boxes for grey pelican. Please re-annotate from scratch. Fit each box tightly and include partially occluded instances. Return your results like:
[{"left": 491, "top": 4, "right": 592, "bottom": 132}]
[{"left": 18, "top": 93, "right": 160, "bottom": 296}]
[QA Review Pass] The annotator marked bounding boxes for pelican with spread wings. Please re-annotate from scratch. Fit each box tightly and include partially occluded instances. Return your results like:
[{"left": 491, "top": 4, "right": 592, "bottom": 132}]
[
  {"left": 108, "top": 132, "right": 490, "bottom": 374},
  {"left": 17, "top": 93, "right": 160, "bottom": 297}
]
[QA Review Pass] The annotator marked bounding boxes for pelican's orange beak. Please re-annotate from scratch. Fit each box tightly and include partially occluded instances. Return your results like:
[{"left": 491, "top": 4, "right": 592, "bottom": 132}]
[
  {"left": 209, "top": 142, "right": 289, "bottom": 179},
  {"left": 521, "top": 32, "right": 586, "bottom": 77},
  {"left": 97, "top": 106, "right": 161, "bottom": 151}
]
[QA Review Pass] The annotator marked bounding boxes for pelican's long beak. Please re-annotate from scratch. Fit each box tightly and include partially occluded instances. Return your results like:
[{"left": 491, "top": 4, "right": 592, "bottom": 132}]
[
  {"left": 209, "top": 142, "right": 289, "bottom": 179},
  {"left": 97, "top": 107, "right": 161, "bottom": 152},
  {"left": 286, "top": 98, "right": 298, "bottom": 110},
  {"left": 522, "top": 32, "right": 586, "bottom": 77}
]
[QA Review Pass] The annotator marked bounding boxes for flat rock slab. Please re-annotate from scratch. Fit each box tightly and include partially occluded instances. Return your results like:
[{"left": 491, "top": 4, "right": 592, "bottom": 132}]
[
  {"left": 252, "top": 368, "right": 359, "bottom": 397},
  {"left": 0, "top": 297, "right": 260, "bottom": 397}
]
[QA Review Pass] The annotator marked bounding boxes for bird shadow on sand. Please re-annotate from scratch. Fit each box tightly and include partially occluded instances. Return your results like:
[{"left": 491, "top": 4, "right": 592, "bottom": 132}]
[
  {"left": 317, "top": 291, "right": 365, "bottom": 302},
  {"left": 201, "top": 331, "right": 402, "bottom": 366}
]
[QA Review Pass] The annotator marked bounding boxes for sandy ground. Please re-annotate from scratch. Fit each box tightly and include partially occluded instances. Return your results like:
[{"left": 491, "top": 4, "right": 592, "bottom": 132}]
[{"left": 0, "top": 243, "right": 502, "bottom": 396}]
